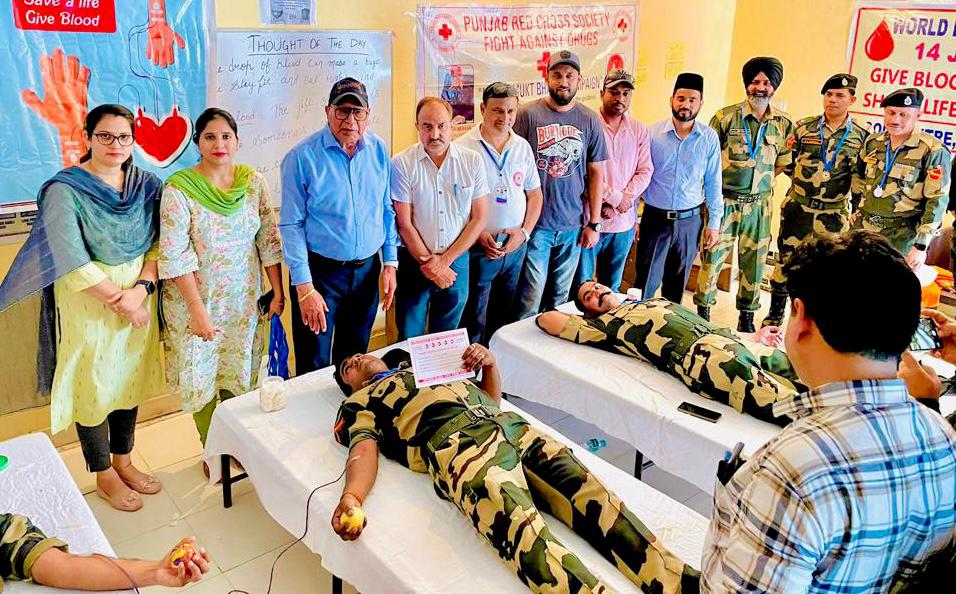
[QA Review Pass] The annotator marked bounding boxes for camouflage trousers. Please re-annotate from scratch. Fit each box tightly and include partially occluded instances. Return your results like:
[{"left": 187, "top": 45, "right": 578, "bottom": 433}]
[
  {"left": 693, "top": 193, "right": 771, "bottom": 312},
  {"left": 674, "top": 332, "right": 803, "bottom": 426},
  {"left": 769, "top": 197, "right": 850, "bottom": 294},
  {"left": 427, "top": 413, "right": 700, "bottom": 594},
  {"left": 850, "top": 213, "right": 919, "bottom": 254}
]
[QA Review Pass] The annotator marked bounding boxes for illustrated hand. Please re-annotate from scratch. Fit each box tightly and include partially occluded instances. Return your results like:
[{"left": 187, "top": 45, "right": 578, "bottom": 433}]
[
  {"left": 20, "top": 49, "right": 90, "bottom": 166},
  {"left": 154, "top": 537, "right": 210, "bottom": 587},
  {"left": 146, "top": 9, "right": 185, "bottom": 69},
  {"left": 380, "top": 265, "right": 396, "bottom": 311}
]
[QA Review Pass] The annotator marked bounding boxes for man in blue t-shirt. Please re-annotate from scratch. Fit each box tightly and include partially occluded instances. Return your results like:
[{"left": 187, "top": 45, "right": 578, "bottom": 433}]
[{"left": 513, "top": 50, "right": 608, "bottom": 318}]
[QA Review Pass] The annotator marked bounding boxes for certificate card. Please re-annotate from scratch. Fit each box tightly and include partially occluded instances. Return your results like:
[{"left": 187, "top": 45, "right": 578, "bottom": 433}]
[{"left": 408, "top": 329, "right": 475, "bottom": 388}]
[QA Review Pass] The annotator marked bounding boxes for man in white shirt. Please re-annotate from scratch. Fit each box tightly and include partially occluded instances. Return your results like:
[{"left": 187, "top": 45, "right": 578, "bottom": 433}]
[
  {"left": 456, "top": 83, "right": 543, "bottom": 344},
  {"left": 391, "top": 97, "right": 489, "bottom": 340}
]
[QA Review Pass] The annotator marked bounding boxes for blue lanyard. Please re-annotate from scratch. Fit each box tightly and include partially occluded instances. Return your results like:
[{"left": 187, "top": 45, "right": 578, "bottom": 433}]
[
  {"left": 371, "top": 368, "right": 401, "bottom": 382},
  {"left": 818, "top": 117, "right": 852, "bottom": 172},
  {"left": 479, "top": 140, "right": 509, "bottom": 174},
  {"left": 878, "top": 140, "right": 906, "bottom": 190},
  {"left": 743, "top": 120, "right": 767, "bottom": 161}
]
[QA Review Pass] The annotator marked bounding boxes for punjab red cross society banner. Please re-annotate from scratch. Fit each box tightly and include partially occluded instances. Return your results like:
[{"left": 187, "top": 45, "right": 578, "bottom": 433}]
[
  {"left": 847, "top": 2, "right": 956, "bottom": 152},
  {"left": 0, "top": 0, "right": 208, "bottom": 213},
  {"left": 417, "top": 3, "right": 638, "bottom": 133}
]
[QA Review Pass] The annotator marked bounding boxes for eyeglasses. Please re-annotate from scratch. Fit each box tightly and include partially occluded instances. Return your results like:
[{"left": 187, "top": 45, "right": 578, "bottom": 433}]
[
  {"left": 333, "top": 107, "right": 369, "bottom": 122},
  {"left": 92, "top": 132, "right": 135, "bottom": 146}
]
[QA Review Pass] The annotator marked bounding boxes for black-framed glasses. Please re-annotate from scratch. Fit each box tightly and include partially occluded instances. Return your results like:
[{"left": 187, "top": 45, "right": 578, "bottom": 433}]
[
  {"left": 92, "top": 132, "right": 135, "bottom": 146},
  {"left": 333, "top": 107, "right": 369, "bottom": 122}
]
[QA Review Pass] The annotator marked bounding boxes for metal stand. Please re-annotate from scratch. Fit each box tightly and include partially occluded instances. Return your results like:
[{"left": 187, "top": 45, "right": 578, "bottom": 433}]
[
  {"left": 220, "top": 454, "right": 249, "bottom": 509},
  {"left": 332, "top": 575, "right": 343, "bottom": 594},
  {"left": 633, "top": 449, "right": 654, "bottom": 479}
]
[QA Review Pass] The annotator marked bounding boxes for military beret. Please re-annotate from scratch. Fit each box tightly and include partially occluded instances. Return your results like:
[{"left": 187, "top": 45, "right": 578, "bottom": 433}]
[
  {"left": 821, "top": 73, "right": 857, "bottom": 94},
  {"left": 742, "top": 57, "right": 783, "bottom": 89},
  {"left": 881, "top": 87, "right": 923, "bottom": 109},
  {"left": 674, "top": 72, "right": 704, "bottom": 94}
]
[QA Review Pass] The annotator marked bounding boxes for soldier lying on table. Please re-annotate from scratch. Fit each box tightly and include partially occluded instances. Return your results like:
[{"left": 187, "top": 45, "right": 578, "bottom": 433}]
[
  {"left": 536, "top": 282, "right": 805, "bottom": 426},
  {"left": 0, "top": 513, "right": 209, "bottom": 591},
  {"left": 331, "top": 346, "right": 701, "bottom": 594}
]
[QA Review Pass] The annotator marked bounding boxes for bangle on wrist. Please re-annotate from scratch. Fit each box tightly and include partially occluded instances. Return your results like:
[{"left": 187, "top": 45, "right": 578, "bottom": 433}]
[{"left": 297, "top": 288, "right": 316, "bottom": 303}]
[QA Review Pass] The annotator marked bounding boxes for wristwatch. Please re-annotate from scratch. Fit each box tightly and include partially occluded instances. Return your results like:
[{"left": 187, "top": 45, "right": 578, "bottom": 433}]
[
  {"left": 519, "top": 227, "right": 530, "bottom": 242},
  {"left": 914, "top": 243, "right": 927, "bottom": 252},
  {"left": 135, "top": 279, "right": 156, "bottom": 295},
  {"left": 585, "top": 221, "right": 602, "bottom": 232}
]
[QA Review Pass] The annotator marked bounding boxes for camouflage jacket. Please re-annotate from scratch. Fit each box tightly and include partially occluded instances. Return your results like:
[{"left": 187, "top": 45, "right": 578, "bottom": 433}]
[
  {"left": 710, "top": 101, "right": 794, "bottom": 196},
  {"left": 334, "top": 369, "right": 505, "bottom": 473},
  {"left": 0, "top": 513, "right": 67, "bottom": 590},
  {"left": 785, "top": 115, "right": 869, "bottom": 204},
  {"left": 852, "top": 131, "right": 952, "bottom": 244}
]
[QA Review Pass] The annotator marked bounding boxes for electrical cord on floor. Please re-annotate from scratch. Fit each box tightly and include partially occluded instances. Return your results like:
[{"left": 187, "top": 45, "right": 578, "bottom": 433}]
[{"left": 228, "top": 457, "right": 358, "bottom": 594}]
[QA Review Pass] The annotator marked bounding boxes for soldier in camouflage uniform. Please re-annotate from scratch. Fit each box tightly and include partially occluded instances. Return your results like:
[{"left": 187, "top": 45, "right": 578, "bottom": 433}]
[
  {"left": 850, "top": 87, "right": 951, "bottom": 269},
  {"left": 332, "top": 347, "right": 700, "bottom": 594},
  {"left": 761, "top": 73, "right": 870, "bottom": 327},
  {"left": 538, "top": 281, "right": 804, "bottom": 426},
  {"left": 693, "top": 57, "right": 794, "bottom": 333},
  {"left": 0, "top": 512, "right": 207, "bottom": 590}
]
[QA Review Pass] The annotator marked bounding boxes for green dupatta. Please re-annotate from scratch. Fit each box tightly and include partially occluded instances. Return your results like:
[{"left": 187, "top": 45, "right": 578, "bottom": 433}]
[{"left": 166, "top": 164, "right": 255, "bottom": 216}]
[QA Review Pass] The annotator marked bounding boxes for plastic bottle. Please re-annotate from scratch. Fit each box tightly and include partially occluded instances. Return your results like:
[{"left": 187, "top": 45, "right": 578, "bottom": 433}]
[{"left": 583, "top": 438, "right": 607, "bottom": 453}]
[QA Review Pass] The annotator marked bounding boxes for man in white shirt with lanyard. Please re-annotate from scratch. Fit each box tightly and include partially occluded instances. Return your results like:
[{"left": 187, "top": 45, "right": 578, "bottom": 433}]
[{"left": 457, "top": 82, "right": 543, "bottom": 345}]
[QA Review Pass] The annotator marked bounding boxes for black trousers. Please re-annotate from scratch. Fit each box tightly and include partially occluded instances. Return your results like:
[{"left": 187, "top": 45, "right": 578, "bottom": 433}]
[
  {"left": 76, "top": 407, "right": 138, "bottom": 472},
  {"left": 634, "top": 206, "right": 703, "bottom": 303}
]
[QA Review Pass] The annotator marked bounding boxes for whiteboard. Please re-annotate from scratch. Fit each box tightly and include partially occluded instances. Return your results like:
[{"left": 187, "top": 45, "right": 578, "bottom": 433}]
[{"left": 212, "top": 29, "right": 392, "bottom": 205}]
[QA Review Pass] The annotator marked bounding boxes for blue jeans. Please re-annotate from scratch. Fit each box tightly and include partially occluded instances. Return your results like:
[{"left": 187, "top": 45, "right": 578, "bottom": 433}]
[
  {"left": 516, "top": 228, "right": 581, "bottom": 319},
  {"left": 460, "top": 243, "right": 527, "bottom": 345},
  {"left": 396, "top": 249, "right": 469, "bottom": 340},
  {"left": 289, "top": 253, "right": 380, "bottom": 375},
  {"left": 574, "top": 227, "right": 636, "bottom": 292}
]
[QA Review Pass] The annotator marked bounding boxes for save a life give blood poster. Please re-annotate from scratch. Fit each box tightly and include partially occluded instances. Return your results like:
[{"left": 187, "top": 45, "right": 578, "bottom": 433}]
[
  {"left": 847, "top": 2, "right": 956, "bottom": 152},
  {"left": 0, "top": 0, "right": 208, "bottom": 210}
]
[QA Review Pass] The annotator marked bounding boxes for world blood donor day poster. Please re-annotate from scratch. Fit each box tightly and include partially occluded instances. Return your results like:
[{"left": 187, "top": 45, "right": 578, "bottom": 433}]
[
  {"left": 847, "top": 2, "right": 956, "bottom": 152},
  {"left": 417, "top": 3, "right": 637, "bottom": 133},
  {"left": 0, "top": 0, "right": 207, "bottom": 214}
]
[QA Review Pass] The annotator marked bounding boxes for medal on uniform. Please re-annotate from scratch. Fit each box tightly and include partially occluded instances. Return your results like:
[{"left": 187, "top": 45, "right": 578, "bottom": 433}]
[
  {"left": 873, "top": 139, "right": 904, "bottom": 200},
  {"left": 742, "top": 120, "right": 767, "bottom": 170},
  {"left": 817, "top": 116, "right": 851, "bottom": 185}
]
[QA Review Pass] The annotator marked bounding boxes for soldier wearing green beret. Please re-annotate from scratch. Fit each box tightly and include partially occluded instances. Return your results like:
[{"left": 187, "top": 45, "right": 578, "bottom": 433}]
[
  {"left": 761, "top": 74, "right": 870, "bottom": 327},
  {"left": 850, "top": 87, "right": 952, "bottom": 269},
  {"left": 693, "top": 57, "right": 794, "bottom": 333}
]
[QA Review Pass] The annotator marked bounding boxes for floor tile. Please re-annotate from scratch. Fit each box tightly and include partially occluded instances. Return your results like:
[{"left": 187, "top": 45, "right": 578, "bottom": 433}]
[
  {"left": 639, "top": 465, "right": 702, "bottom": 504},
  {"left": 135, "top": 414, "right": 204, "bottom": 470},
  {"left": 550, "top": 415, "right": 633, "bottom": 462},
  {"left": 135, "top": 572, "right": 235, "bottom": 594},
  {"left": 154, "top": 456, "right": 254, "bottom": 518},
  {"left": 224, "top": 542, "right": 358, "bottom": 594},
  {"left": 506, "top": 395, "right": 570, "bottom": 426},
  {"left": 683, "top": 491, "right": 715, "bottom": 518},
  {"left": 86, "top": 488, "right": 185, "bottom": 544},
  {"left": 186, "top": 490, "right": 294, "bottom": 572}
]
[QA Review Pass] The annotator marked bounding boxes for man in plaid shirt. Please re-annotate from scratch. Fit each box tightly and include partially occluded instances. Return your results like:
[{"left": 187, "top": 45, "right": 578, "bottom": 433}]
[{"left": 702, "top": 230, "right": 956, "bottom": 592}]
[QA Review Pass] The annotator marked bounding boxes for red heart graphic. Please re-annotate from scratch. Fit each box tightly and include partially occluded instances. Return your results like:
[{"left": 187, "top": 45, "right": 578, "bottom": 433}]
[{"left": 134, "top": 106, "right": 192, "bottom": 168}]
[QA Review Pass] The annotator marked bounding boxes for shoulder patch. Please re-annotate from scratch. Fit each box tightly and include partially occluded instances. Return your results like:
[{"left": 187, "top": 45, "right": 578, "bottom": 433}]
[{"left": 928, "top": 167, "right": 943, "bottom": 182}]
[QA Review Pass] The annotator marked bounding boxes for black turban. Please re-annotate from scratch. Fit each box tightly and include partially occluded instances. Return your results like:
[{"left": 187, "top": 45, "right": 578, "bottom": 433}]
[{"left": 742, "top": 57, "right": 783, "bottom": 89}]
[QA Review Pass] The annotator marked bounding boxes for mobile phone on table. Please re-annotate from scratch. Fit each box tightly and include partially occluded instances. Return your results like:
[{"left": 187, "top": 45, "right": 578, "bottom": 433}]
[
  {"left": 495, "top": 232, "right": 509, "bottom": 249},
  {"left": 910, "top": 316, "right": 943, "bottom": 352},
  {"left": 677, "top": 401, "right": 722, "bottom": 423}
]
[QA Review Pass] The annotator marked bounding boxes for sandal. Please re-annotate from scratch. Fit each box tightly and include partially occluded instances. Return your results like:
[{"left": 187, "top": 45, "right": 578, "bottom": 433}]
[
  {"left": 96, "top": 485, "right": 143, "bottom": 512},
  {"left": 115, "top": 463, "right": 163, "bottom": 495}
]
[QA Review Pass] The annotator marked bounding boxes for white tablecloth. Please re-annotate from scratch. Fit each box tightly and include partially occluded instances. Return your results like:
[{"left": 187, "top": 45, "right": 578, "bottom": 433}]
[
  {"left": 490, "top": 306, "right": 787, "bottom": 493},
  {"left": 204, "top": 362, "right": 708, "bottom": 594},
  {"left": 0, "top": 433, "right": 123, "bottom": 594}
]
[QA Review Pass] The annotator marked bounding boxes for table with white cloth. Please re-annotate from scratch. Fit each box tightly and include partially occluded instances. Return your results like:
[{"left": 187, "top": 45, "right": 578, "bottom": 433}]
[
  {"left": 490, "top": 303, "right": 956, "bottom": 494},
  {"left": 0, "top": 433, "right": 125, "bottom": 594},
  {"left": 203, "top": 358, "right": 709, "bottom": 594}
]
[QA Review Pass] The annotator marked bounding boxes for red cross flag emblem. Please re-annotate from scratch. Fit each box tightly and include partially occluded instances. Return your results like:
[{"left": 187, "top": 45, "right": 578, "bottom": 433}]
[
  {"left": 613, "top": 10, "right": 633, "bottom": 42},
  {"left": 430, "top": 14, "right": 459, "bottom": 52}
]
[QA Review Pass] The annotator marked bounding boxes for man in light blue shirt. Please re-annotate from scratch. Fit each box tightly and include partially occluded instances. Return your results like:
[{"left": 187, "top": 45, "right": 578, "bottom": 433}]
[
  {"left": 279, "top": 77, "right": 398, "bottom": 374},
  {"left": 636, "top": 73, "right": 722, "bottom": 304}
]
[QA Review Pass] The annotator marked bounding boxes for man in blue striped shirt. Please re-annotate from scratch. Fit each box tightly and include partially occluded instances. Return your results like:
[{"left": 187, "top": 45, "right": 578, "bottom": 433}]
[
  {"left": 702, "top": 230, "right": 956, "bottom": 593},
  {"left": 637, "top": 73, "right": 722, "bottom": 304},
  {"left": 279, "top": 78, "right": 399, "bottom": 374}
]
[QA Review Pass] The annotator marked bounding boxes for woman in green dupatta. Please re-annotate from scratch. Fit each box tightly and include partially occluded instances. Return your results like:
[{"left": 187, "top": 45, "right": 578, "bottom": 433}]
[{"left": 159, "top": 108, "right": 284, "bottom": 473}]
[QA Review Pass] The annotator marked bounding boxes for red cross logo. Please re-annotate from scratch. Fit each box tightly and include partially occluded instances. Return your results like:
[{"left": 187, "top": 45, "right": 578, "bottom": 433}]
[
  {"left": 536, "top": 52, "right": 551, "bottom": 80},
  {"left": 438, "top": 23, "right": 453, "bottom": 40},
  {"left": 617, "top": 18, "right": 628, "bottom": 33}
]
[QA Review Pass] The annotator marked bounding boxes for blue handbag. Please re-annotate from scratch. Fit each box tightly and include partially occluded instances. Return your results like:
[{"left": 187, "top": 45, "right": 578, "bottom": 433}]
[{"left": 267, "top": 314, "right": 290, "bottom": 380}]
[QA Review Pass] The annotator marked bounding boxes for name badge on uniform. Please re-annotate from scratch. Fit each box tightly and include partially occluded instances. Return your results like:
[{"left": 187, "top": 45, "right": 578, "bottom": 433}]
[{"left": 494, "top": 179, "right": 509, "bottom": 204}]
